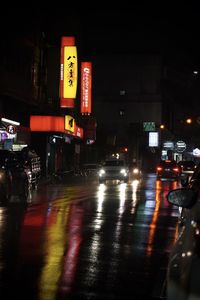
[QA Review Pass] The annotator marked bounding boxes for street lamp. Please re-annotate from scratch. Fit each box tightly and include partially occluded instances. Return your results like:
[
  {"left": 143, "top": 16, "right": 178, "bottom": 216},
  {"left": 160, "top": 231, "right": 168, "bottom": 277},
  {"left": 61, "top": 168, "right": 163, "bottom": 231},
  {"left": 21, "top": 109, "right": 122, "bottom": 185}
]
[{"left": 186, "top": 118, "right": 192, "bottom": 124}]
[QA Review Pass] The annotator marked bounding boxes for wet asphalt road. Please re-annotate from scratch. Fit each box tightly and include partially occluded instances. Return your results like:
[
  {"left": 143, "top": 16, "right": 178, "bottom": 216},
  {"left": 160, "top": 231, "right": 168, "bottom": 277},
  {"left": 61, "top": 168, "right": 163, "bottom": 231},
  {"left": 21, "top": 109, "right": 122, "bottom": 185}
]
[{"left": 0, "top": 174, "right": 181, "bottom": 300}]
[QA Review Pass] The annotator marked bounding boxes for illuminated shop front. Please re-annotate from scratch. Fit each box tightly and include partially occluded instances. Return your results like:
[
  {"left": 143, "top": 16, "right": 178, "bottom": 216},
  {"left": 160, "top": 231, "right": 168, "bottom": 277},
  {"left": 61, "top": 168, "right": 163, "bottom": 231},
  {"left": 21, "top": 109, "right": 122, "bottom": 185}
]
[
  {"left": 30, "top": 115, "right": 83, "bottom": 175},
  {"left": 0, "top": 117, "right": 30, "bottom": 151}
]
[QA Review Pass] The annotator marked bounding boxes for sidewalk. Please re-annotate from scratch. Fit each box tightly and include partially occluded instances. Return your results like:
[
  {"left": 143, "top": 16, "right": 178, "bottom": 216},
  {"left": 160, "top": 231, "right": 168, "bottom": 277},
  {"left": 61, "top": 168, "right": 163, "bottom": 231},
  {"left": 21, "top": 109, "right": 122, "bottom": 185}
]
[{"left": 37, "top": 173, "right": 90, "bottom": 186}]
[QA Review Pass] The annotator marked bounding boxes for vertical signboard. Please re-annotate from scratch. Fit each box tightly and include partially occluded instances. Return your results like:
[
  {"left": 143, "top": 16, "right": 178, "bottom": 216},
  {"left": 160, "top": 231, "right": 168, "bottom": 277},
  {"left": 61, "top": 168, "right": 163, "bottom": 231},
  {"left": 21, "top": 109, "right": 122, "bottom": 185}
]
[
  {"left": 64, "top": 115, "right": 75, "bottom": 134},
  {"left": 74, "top": 124, "right": 84, "bottom": 139},
  {"left": 149, "top": 132, "right": 159, "bottom": 147},
  {"left": 80, "top": 62, "right": 92, "bottom": 114},
  {"left": 83, "top": 117, "right": 96, "bottom": 142},
  {"left": 60, "top": 36, "right": 78, "bottom": 108}
]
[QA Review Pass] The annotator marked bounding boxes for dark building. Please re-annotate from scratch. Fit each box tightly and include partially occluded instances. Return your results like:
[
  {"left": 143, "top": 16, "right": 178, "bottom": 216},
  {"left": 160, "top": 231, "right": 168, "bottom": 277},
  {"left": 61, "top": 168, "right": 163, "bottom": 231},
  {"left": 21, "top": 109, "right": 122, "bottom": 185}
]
[
  {"left": 0, "top": 13, "right": 84, "bottom": 175},
  {"left": 89, "top": 54, "right": 162, "bottom": 168}
]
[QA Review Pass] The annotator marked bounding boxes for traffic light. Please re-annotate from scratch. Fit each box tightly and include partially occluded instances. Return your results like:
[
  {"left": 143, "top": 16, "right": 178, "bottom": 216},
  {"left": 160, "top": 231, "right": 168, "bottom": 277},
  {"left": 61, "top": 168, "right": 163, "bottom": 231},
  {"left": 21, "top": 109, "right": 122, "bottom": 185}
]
[{"left": 120, "top": 147, "right": 128, "bottom": 153}]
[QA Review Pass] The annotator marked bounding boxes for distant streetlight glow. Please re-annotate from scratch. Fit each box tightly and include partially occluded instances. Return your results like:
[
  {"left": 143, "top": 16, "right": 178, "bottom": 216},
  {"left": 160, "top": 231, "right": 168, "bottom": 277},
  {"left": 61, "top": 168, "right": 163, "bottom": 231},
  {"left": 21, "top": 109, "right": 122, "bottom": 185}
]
[
  {"left": 186, "top": 118, "right": 192, "bottom": 124},
  {"left": 120, "top": 90, "right": 126, "bottom": 95}
]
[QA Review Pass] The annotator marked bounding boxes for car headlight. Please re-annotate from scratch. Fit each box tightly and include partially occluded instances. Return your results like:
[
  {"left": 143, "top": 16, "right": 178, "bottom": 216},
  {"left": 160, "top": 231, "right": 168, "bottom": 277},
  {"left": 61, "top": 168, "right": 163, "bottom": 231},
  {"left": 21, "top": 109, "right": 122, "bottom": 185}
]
[
  {"left": 133, "top": 168, "right": 139, "bottom": 174},
  {"left": 120, "top": 169, "right": 128, "bottom": 176},
  {"left": 99, "top": 169, "right": 105, "bottom": 176}
]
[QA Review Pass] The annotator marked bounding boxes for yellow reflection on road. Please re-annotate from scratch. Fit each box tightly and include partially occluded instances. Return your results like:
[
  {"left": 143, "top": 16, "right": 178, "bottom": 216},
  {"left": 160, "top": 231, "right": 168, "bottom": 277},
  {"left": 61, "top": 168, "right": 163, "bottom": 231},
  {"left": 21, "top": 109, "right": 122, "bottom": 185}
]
[{"left": 38, "top": 201, "right": 70, "bottom": 300}]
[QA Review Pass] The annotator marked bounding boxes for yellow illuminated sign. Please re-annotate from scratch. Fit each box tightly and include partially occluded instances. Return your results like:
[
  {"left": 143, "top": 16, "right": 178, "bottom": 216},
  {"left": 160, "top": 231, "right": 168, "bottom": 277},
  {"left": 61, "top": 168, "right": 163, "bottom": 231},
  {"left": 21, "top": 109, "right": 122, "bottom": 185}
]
[
  {"left": 63, "top": 46, "right": 78, "bottom": 98},
  {"left": 65, "top": 115, "right": 75, "bottom": 133}
]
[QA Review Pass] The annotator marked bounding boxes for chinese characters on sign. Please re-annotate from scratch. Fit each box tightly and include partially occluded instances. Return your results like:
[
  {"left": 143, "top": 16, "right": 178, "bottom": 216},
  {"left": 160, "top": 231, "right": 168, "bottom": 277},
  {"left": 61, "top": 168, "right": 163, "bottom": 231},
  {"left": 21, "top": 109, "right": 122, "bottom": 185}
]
[
  {"left": 64, "top": 115, "right": 75, "bottom": 133},
  {"left": 30, "top": 115, "right": 83, "bottom": 139},
  {"left": 81, "top": 62, "right": 92, "bottom": 114},
  {"left": 60, "top": 37, "right": 78, "bottom": 108},
  {"left": 64, "top": 50, "right": 77, "bottom": 93},
  {"left": 143, "top": 122, "right": 155, "bottom": 131}
]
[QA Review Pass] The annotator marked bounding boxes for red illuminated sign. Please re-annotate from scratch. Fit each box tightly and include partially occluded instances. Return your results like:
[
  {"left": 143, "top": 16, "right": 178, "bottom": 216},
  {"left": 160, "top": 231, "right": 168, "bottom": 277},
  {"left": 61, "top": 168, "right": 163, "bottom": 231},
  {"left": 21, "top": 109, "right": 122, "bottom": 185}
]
[
  {"left": 80, "top": 62, "right": 92, "bottom": 114},
  {"left": 30, "top": 116, "right": 83, "bottom": 139},
  {"left": 73, "top": 125, "right": 83, "bottom": 139},
  {"left": 30, "top": 116, "right": 65, "bottom": 132}
]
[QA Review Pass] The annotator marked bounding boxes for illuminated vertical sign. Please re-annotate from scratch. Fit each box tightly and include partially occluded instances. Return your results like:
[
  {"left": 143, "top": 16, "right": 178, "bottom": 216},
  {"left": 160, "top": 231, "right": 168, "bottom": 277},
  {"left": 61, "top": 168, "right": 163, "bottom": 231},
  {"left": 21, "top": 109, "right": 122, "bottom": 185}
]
[
  {"left": 80, "top": 62, "right": 92, "bottom": 114},
  {"left": 64, "top": 115, "right": 75, "bottom": 133},
  {"left": 149, "top": 132, "right": 159, "bottom": 147},
  {"left": 73, "top": 124, "right": 83, "bottom": 139},
  {"left": 60, "top": 37, "right": 78, "bottom": 108}
]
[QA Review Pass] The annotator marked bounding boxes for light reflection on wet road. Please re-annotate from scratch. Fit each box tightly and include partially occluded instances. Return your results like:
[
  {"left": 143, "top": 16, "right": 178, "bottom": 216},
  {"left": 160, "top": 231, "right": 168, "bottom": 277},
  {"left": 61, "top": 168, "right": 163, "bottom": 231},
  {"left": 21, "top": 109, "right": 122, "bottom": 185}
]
[{"left": 0, "top": 174, "right": 180, "bottom": 300}]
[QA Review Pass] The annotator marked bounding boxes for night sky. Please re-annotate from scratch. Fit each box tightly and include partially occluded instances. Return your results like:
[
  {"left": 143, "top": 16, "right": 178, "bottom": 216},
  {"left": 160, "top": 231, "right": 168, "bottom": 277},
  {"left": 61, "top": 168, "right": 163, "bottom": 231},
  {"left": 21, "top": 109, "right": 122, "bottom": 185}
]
[{"left": 1, "top": 3, "right": 200, "bottom": 63}]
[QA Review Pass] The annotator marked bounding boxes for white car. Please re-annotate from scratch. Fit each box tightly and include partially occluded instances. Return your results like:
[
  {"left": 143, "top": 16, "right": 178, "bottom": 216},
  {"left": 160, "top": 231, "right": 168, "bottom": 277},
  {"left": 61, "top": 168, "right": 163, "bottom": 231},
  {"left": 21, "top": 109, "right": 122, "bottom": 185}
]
[{"left": 98, "top": 159, "right": 129, "bottom": 184}]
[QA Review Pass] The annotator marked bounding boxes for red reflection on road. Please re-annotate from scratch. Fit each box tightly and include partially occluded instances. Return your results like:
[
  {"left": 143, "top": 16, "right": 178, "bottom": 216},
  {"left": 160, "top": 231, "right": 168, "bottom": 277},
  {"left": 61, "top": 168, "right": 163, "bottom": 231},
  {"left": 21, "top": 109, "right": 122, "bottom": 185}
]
[
  {"left": 58, "top": 204, "right": 84, "bottom": 295},
  {"left": 146, "top": 179, "right": 179, "bottom": 256},
  {"left": 16, "top": 195, "right": 84, "bottom": 300}
]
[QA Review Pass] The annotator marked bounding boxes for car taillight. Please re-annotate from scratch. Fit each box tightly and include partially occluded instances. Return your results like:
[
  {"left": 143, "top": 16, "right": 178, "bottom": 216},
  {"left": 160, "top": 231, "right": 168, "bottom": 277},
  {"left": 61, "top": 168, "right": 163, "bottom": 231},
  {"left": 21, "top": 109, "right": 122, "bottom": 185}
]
[
  {"left": 157, "top": 167, "right": 162, "bottom": 171},
  {"left": 173, "top": 167, "right": 179, "bottom": 172}
]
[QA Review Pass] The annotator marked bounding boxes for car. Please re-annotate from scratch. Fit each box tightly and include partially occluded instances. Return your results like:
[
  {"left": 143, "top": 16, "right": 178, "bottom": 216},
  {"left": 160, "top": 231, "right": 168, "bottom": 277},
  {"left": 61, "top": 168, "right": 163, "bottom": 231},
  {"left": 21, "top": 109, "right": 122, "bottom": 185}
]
[
  {"left": 98, "top": 158, "right": 129, "bottom": 183},
  {"left": 0, "top": 150, "right": 30, "bottom": 204},
  {"left": 178, "top": 160, "right": 197, "bottom": 177},
  {"left": 166, "top": 162, "right": 200, "bottom": 300},
  {"left": 15, "top": 147, "right": 41, "bottom": 189},
  {"left": 156, "top": 160, "right": 181, "bottom": 180}
]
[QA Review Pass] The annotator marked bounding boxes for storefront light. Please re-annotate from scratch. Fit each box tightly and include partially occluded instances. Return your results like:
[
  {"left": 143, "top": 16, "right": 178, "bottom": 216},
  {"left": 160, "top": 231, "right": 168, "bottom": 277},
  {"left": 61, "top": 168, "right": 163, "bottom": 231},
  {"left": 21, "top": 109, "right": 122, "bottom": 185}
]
[{"left": 1, "top": 118, "right": 20, "bottom": 126}]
